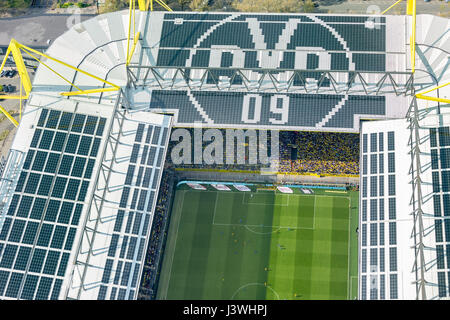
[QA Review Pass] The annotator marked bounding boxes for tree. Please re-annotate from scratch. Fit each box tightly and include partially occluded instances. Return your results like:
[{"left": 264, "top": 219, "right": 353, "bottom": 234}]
[
  {"left": 189, "top": 0, "right": 209, "bottom": 11},
  {"left": 177, "top": 0, "right": 190, "bottom": 10},
  {"left": 300, "top": 0, "right": 316, "bottom": 13},
  {"left": 231, "top": 0, "right": 302, "bottom": 13},
  {"left": 100, "top": 0, "right": 127, "bottom": 13}
]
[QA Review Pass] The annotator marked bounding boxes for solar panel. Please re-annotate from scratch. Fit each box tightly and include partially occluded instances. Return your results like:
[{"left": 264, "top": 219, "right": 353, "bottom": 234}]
[
  {"left": 0, "top": 107, "right": 108, "bottom": 300},
  {"left": 5, "top": 272, "right": 23, "bottom": 298},
  {"left": 21, "top": 275, "right": 38, "bottom": 299},
  {"left": 35, "top": 277, "right": 53, "bottom": 299}
]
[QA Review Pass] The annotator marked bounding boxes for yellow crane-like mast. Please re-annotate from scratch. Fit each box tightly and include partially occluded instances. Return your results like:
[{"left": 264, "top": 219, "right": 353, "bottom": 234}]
[
  {"left": 0, "top": 0, "right": 172, "bottom": 127},
  {"left": 0, "top": 39, "right": 121, "bottom": 127}
]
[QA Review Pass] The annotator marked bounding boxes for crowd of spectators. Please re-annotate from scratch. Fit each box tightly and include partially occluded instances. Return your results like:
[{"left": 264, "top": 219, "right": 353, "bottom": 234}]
[
  {"left": 278, "top": 131, "right": 359, "bottom": 176},
  {"left": 138, "top": 169, "right": 176, "bottom": 300},
  {"left": 166, "top": 129, "right": 360, "bottom": 176},
  {"left": 136, "top": 130, "right": 360, "bottom": 299}
]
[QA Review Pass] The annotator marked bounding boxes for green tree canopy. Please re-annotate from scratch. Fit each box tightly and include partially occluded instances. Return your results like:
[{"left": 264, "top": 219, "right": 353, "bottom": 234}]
[{"left": 232, "top": 0, "right": 316, "bottom": 13}]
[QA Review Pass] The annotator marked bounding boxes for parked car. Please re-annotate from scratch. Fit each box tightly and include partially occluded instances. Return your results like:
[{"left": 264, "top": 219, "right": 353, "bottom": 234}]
[
  {"left": 3, "top": 70, "right": 16, "bottom": 78},
  {"left": 0, "top": 70, "right": 5, "bottom": 77},
  {"left": 6, "top": 85, "right": 15, "bottom": 93}
]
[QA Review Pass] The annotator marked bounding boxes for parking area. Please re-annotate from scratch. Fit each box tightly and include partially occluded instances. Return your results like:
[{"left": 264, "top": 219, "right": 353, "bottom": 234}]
[{"left": 0, "top": 66, "right": 35, "bottom": 159}]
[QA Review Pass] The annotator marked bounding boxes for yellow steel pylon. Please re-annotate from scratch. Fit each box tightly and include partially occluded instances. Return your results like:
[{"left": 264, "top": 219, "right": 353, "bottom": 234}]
[
  {"left": 138, "top": 0, "right": 172, "bottom": 11},
  {"left": 380, "top": 0, "right": 449, "bottom": 104},
  {"left": 0, "top": 39, "right": 121, "bottom": 127},
  {"left": 380, "top": 0, "right": 416, "bottom": 73},
  {"left": 0, "top": 0, "right": 172, "bottom": 128},
  {"left": 416, "top": 82, "right": 450, "bottom": 104},
  {"left": 126, "top": 0, "right": 172, "bottom": 65}
]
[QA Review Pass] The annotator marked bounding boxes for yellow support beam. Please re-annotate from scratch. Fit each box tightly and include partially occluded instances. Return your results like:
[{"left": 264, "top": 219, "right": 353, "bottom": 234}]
[
  {"left": 17, "top": 42, "right": 120, "bottom": 96},
  {"left": 0, "top": 104, "right": 18, "bottom": 127},
  {"left": 0, "top": 38, "right": 122, "bottom": 126},
  {"left": 19, "top": 78, "right": 22, "bottom": 121},
  {"left": 138, "top": 0, "right": 172, "bottom": 11},
  {"left": 377, "top": 0, "right": 416, "bottom": 73},
  {"left": 415, "top": 95, "right": 450, "bottom": 104},
  {"left": 0, "top": 95, "right": 29, "bottom": 100},
  {"left": 127, "top": 32, "right": 141, "bottom": 66},
  {"left": 138, "top": 0, "right": 146, "bottom": 10},
  {"left": 20, "top": 47, "right": 84, "bottom": 93},
  {"left": 416, "top": 82, "right": 450, "bottom": 104},
  {"left": 127, "top": 0, "right": 134, "bottom": 64},
  {"left": 154, "top": 0, "right": 172, "bottom": 11},
  {"left": 0, "top": 40, "right": 32, "bottom": 97},
  {"left": 60, "top": 87, "right": 121, "bottom": 97},
  {"left": 9, "top": 40, "right": 32, "bottom": 94},
  {"left": 0, "top": 39, "right": 32, "bottom": 127},
  {"left": 381, "top": 0, "right": 403, "bottom": 15},
  {"left": 406, "top": 0, "right": 414, "bottom": 15},
  {"left": 410, "top": 0, "right": 416, "bottom": 73}
]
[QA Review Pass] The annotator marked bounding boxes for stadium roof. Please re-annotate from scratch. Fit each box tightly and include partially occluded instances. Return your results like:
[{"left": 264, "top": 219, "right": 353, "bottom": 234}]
[
  {"left": 0, "top": 90, "right": 172, "bottom": 299},
  {"left": 30, "top": 11, "right": 446, "bottom": 132},
  {"left": 0, "top": 9, "right": 448, "bottom": 300}
]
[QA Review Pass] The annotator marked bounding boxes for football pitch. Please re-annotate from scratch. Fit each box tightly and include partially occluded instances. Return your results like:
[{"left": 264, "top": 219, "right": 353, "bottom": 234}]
[{"left": 157, "top": 185, "right": 359, "bottom": 300}]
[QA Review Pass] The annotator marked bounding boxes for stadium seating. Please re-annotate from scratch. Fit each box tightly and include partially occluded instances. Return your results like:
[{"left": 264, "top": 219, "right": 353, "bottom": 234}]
[
  {"left": 149, "top": 90, "right": 385, "bottom": 129},
  {"left": 31, "top": 11, "right": 413, "bottom": 132}
]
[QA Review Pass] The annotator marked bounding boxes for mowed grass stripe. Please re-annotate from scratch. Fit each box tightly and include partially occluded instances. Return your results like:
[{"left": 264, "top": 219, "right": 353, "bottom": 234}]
[
  {"left": 309, "top": 196, "right": 334, "bottom": 299},
  {"left": 165, "top": 191, "right": 198, "bottom": 299},
  {"left": 171, "top": 191, "right": 201, "bottom": 298},
  {"left": 182, "top": 191, "right": 216, "bottom": 299},
  {"left": 329, "top": 197, "right": 351, "bottom": 299},
  {"left": 221, "top": 192, "right": 273, "bottom": 299},
  {"left": 349, "top": 191, "right": 359, "bottom": 299},
  {"left": 156, "top": 190, "right": 186, "bottom": 299},
  {"left": 291, "top": 195, "right": 316, "bottom": 299},
  {"left": 293, "top": 228, "right": 314, "bottom": 299},
  {"left": 201, "top": 192, "right": 229, "bottom": 299},
  {"left": 238, "top": 193, "right": 274, "bottom": 300},
  {"left": 266, "top": 194, "right": 302, "bottom": 299}
]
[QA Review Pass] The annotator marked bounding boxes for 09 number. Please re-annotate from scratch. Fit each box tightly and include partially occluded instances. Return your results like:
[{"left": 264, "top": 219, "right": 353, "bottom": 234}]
[{"left": 241, "top": 94, "right": 289, "bottom": 125}]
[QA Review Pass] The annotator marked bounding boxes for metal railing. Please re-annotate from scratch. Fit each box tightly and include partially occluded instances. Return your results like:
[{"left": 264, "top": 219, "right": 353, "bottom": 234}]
[
  {"left": 0, "top": 149, "right": 25, "bottom": 233},
  {"left": 127, "top": 65, "right": 418, "bottom": 96}
]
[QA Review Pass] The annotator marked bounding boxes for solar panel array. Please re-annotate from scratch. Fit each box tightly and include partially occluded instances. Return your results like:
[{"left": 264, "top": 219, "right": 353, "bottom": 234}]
[
  {"left": 149, "top": 90, "right": 385, "bottom": 130},
  {"left": 360, "top": 131, "right": 399, "bottom": 300},
  {"left": 96, "top": 121, "right": 170, "bottom": 300},
  {"left": 429, "top": 127, "right": 450, "bottom": 298},
  {"left": 0, "top": 108, "right": 106, "bottom": 300},
  {"left": 157, "top": 14, "right": 386, "bottom": 70},
  {"left": 140, "top": 12, "right": 396, "bottom": 132}
]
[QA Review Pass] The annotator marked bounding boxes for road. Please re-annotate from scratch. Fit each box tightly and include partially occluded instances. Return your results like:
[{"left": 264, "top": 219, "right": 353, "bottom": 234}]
[
  {"left": 0, "top": 10, "right": 97, "bottom": 48},
  {"left": 317, "top": 0, "right": 449, "bottom": 15},
  {"left": 0, "top": 67, "right": 35, "bottom": 159}
]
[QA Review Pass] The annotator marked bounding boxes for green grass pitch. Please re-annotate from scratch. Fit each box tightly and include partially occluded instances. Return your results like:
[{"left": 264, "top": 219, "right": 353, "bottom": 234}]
[{"left": 157, "top": 185, "right": 359, "bottom": 300}]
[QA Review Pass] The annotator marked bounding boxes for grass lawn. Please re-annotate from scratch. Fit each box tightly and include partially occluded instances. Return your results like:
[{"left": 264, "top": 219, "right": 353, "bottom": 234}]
[{"left": 157, "top": 184, "right": 358, "bottom": 300}]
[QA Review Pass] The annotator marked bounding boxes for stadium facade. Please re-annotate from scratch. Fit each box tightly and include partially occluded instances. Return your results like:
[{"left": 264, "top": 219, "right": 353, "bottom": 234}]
[
  {"left": 0, "top": 9, "right": 448, "bottom": 300},
  {"left": 359, "top": 107, "right": 450, "bottom": 300}
]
